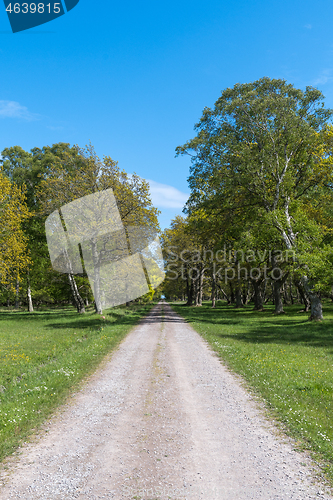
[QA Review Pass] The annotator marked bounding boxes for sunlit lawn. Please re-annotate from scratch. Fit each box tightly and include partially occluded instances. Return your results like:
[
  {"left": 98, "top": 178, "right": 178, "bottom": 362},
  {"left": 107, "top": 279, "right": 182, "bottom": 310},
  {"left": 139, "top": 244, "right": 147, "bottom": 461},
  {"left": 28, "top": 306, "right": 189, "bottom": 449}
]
[
  {"left": 171, "top": 300, "right": 333, "bottom": 482},
  {"left": 0, "top": 302, "right": 154, "bottom": 462}
]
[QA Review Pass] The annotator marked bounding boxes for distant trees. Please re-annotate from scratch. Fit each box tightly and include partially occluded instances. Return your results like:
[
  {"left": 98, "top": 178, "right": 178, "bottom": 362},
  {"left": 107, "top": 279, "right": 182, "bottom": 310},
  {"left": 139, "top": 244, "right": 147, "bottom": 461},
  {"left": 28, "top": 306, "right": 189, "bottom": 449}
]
[{"left": 162, "top": 216, "right": 194, "bottom": 304}]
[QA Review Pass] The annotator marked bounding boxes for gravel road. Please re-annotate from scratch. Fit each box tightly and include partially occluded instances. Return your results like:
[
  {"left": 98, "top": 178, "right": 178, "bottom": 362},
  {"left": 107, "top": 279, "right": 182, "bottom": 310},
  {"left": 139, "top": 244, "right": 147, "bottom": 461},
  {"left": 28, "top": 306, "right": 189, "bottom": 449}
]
[{"left": 0, "top": 302, "right": 332, "bottom": 500}]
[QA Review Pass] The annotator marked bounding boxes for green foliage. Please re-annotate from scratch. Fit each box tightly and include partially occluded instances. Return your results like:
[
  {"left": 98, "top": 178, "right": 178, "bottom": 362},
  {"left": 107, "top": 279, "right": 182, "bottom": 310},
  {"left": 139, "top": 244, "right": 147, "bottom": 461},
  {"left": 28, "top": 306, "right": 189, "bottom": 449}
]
[
  {"left": 175, "top": 78, "right": 333, "bottom": 316},
  {"left": 178, "top": 78, "right": 332, "bottom": 214},
  {"left": 37, "top": 143, "right": 160, "bottom": 230},
  {"left": 0, "top": 171, "right": 31, "bottom": 289}
]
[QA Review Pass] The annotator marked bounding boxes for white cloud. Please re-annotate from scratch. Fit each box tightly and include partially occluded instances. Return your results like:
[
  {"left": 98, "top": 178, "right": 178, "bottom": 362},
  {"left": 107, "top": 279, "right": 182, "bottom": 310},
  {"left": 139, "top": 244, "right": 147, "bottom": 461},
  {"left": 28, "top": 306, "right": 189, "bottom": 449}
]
[
  {"left": 311, "top": 68, "right": 333, "bottom": 87},
  {"left": 0, "top": 100, "right": 39, "bottom": 120},
  {"left": 147, "top": 179, "right": 189, "bottom": 209},
  {"left": 304, "top": 24, "right": 312, "bottom": 29}
]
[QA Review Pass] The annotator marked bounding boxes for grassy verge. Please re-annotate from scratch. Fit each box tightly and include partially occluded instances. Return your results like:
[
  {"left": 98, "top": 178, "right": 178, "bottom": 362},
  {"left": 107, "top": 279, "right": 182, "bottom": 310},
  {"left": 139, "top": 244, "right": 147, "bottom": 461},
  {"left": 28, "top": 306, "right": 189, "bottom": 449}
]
[
  {"left": 171, "top": 300, "right": 333, "bottom": 482},
  {"left": 0, "top": 302, "right": 155, "bottom": 462}
]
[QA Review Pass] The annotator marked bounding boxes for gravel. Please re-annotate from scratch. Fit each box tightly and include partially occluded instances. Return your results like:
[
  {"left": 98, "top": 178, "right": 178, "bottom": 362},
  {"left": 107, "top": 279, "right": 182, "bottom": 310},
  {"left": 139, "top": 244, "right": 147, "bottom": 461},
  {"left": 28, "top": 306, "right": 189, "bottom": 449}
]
[{"left": 0, "top": 302, "right": 332, "bottom": 500}]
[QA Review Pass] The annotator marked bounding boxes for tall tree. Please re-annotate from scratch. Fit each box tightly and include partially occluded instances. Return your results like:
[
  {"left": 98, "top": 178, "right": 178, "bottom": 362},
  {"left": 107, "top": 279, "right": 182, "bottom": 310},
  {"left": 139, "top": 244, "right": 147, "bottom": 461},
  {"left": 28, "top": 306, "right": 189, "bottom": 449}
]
[
  {"left": 0, "top": 171, "right": 31, "bottom": 293},
  {"left": 1, "top": 145, "right": 80, "bottom": 312},
  {"left": 38, "top": 143, "right": 160, "bottom": 314}
]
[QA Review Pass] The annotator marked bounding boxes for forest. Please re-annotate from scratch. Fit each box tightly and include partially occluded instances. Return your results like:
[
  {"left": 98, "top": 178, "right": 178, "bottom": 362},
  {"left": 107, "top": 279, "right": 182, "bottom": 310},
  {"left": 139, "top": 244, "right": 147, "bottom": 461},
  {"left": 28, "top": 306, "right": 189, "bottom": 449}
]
[
  {"left": 2, "top": 77, "right": 333, "bottom": 322},
  {"left": 162, "top": 78, "right": 333, "bottom": 321}
]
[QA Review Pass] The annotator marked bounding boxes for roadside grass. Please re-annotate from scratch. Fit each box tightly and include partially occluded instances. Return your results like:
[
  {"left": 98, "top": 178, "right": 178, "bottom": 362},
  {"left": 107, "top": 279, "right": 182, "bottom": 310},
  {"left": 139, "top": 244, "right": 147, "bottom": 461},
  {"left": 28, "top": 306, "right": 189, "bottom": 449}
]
[
  {"left": 0, "top": 302, "right": 155, "bottom": 462},
  {"left": 171, "top": 300, "right": 333, "bottom": 482}
]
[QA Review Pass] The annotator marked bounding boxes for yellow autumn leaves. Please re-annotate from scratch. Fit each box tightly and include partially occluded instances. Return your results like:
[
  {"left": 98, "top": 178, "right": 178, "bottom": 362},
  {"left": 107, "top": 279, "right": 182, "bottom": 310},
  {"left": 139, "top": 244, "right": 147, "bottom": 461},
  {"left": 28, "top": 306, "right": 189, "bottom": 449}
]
[{"left": 0, "top": 171, "right": 31, "bottom": 289}]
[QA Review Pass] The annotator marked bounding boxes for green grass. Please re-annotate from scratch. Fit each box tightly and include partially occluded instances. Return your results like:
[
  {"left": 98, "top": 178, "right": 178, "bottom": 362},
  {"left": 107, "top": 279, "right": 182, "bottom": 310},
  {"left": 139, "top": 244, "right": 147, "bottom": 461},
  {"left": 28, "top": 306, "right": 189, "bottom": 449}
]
[
  {"left": 171, "top": 300, "right": 333, "bottom": 482},
  {"left": 0, "top": 302, "right": 155, "bottom": 462}
]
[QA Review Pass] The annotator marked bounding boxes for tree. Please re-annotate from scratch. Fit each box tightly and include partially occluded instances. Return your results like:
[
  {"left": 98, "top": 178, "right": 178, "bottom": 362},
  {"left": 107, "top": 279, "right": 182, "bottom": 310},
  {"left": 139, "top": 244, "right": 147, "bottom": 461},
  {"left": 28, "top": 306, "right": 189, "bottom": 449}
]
[
  {"left": 0, "top": 171, "right": 31, "bottom": 293},
  {"left": 177, "top": 77, "right": 333, "bottom": 320},
  {"left": 1, "top": 145, "right": 80, "bottom": 312},
  {"left": 38, "top": 143, "right": 160, "bottom": 314}
]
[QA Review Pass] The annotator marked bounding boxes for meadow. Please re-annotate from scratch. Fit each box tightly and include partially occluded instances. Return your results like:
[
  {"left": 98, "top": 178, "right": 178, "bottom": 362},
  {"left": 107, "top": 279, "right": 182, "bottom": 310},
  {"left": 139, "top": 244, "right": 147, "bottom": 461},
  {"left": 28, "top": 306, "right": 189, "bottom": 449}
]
[
  {"left": 0, "top": 303, "right": 154, "bottom": 462},
  {"left": 171, "top": 301, "right": 333, "bottom": 482}
]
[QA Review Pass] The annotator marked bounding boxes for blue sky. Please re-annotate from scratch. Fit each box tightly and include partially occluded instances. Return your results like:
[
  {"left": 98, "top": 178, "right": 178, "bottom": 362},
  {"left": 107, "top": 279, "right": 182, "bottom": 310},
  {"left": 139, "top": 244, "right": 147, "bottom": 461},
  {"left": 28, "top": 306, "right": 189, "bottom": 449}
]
[{"left": 1, "top": 0, "right": 333, "bottom": 228}]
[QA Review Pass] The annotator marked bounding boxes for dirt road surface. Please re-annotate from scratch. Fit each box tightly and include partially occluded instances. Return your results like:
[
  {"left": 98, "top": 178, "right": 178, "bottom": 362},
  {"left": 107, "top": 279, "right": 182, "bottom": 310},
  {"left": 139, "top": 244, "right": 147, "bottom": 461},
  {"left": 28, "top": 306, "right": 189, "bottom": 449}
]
[{"left": 0, "top": 302, "right": 332, "bottom": 500}]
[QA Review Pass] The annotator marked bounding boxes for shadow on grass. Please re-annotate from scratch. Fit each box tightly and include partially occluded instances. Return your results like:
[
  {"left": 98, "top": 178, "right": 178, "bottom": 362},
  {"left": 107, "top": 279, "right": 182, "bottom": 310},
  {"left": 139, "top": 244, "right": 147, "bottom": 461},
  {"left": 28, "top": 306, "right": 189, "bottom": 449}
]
[
  {"left": 47, "top": 309, "right": 155, "bottom": 330},
  {"left": 45, "top": 303, "right": 186, "bottom": 330},
  {"left": 171, "top": 302, "right": 333, "bottom": 349},
  {"left": 0, "top": 308, "right": 77, "bottom": 321},
  {"left": 0, "top": 304, "right": 156, "bottom": 330}
]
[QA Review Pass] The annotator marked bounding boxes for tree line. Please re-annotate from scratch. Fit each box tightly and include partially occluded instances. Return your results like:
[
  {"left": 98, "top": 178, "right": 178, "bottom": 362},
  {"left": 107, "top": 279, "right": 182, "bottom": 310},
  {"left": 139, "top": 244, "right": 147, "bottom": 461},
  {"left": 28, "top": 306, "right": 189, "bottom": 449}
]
[
  {"left": 0, "top": 143, "right": 160, "bottom": 313},
  {"left": 162, "top": 77, "right": 333, "bottom": 321},
  {"left": 3, "top": 77, "right": 333, "bottom": 320}
]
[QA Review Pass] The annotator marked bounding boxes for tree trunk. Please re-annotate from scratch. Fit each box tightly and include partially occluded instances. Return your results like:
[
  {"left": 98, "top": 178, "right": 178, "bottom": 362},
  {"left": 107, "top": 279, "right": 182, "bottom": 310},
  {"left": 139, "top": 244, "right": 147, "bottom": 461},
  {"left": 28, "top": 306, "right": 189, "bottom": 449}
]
[
  {"left": 289, "top": 279, "right": 294, "bottom": 305},
  {"left": 194, "top": 276, "right": 200, "bottom": 306},
  {"left": 308, "top": 293, "right": 323, "bottom": 321},
  {"left": 229, "top": 282, "right": 235, "bottom": 304},
  {"left": 275, "top": 203, "right": 322, "bottom": 320},
  {"left": 217, "top": 284, "right": 229, "bottom": 303},
  {"left": 252, "top": 279, "right": 264, "bottom": 311},
  {"left": 283, "top": 284, "right": 289, "bottom": 305},
  {"left": 186, "top": 278, "right": 194, "bottom": 306},
  {"left": 211, "top": 267, "right": 216, "bottom": 308},
  {"left": 235, "top": 285, "right": 243, "bottom": 308},
  {"left": 27, "top": 283, "right": 33, "bottom": 313},
  {"left": 68, "top": 273, "right": 85, "bottom": 314},
  {"left": 273, "top": 279, "right": 284, "bottom": 314},
  {"left": 184, "top": 264, "right": 192, "bottom": 306},
  {"left": 295, "top": 279, "right": 310, "bottom": 312},
  {"left": 197, "top": 265, "right": 204, "bottom": 306},
  {"left": 302, "top": 276, "right": 323, "bottom": 320},
  {"left": 262, "top": 279, "right": 267, "bottom": 304},
  {"left": 271, "top": 253, "right": 289, "bottom": 314},
  {"left": 63, "top": 248, "right": 85, "bottom": 313},
  {"left": 14, "top": 278, "right": 20, "bottom": 309},
  {"left": 242, "top": 281, "right": 251, "bottom": 305},
  {"left": 91, "top": 240, "right": 102, "bottom": 314}
]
